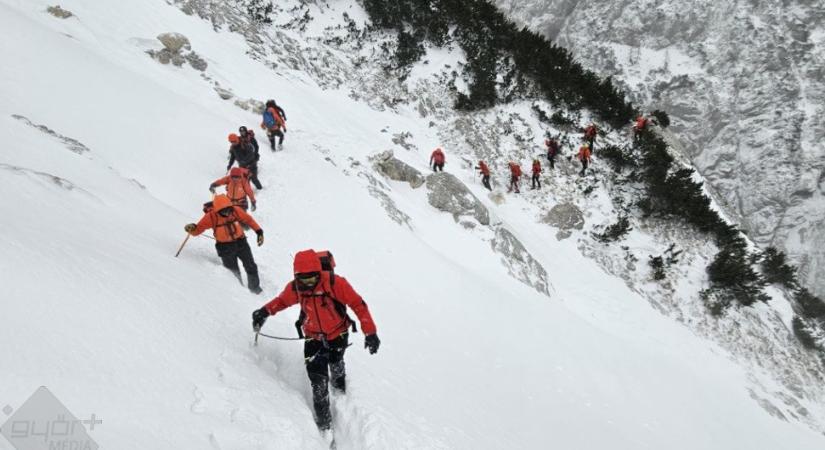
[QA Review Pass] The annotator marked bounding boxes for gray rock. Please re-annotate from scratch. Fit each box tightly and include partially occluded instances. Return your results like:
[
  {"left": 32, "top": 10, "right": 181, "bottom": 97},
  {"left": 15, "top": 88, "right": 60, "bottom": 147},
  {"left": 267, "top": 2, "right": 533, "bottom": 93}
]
[
  {"left": 491, "top": 226, "right": 551, "bottom": 296},
  {"left": 425, "top": 172, "right": 490, "bottom": 225},
  {"left": 214, "top": 86, "right": 234, "bottom": 100},
  {"left": 47, "top": 5, "right": 73, "bottom": 19},
  {"left": 542, "top": 202, "right": 584, "bottom": 239},
  {"left": 234, "top": 98, "right": 265, "bottom": 113},
  {"left": 170, "top": 54, "right": 186, "bottom": 67},
  {"left": 185, "top": 51, "right": 208, "bottom": 71},
  {"left": 371, "top": 150, "right": 425, "bottom": 189},
  {"left": 157, "top": 32, "right": 191, "bottom": 53}
]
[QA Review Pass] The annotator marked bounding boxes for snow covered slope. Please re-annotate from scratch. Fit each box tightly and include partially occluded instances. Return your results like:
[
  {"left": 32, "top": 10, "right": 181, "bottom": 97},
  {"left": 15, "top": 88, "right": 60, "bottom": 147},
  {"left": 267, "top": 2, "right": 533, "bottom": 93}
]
[
  {"left": 1, "top": 1, "right": 824, "bottom": 449},
  {"left": 494, "top": 0, "right": 825, "bottom": 298}
]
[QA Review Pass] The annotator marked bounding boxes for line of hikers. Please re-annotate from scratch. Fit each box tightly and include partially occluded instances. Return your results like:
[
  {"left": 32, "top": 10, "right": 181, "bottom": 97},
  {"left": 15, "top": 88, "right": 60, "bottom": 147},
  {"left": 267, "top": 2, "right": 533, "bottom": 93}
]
[
  {"left": 180, "top": 99, "right": 379, "bottom": 434},
  {"left": 178, "top": 111, "right": 650, "bottom": 434}
]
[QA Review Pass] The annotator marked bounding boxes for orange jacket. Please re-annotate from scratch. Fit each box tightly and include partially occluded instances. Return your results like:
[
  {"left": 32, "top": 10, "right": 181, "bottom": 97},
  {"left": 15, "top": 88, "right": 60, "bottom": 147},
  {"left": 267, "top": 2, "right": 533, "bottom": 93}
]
[
  {"left": 264, "top": 272, "right": 377, "bottom": 340},
  {"left": 211, "top": 175, "right": 256, "bottom": 205},
  {"left": 577, "top": 146, "right": 592, "bottom": 162},
  {"left": 191, "top": 206, "right": 261, "bottom": 243},
  {"left": 261, "top": 106, "right": 286, "bottom": 131}
]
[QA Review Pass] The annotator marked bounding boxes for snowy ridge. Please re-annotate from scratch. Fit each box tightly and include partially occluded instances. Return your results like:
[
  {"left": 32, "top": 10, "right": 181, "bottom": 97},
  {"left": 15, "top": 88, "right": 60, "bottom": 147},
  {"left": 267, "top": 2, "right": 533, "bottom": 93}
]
[{"left": 1, "top": 1, "right": 824, "bottom": 449}]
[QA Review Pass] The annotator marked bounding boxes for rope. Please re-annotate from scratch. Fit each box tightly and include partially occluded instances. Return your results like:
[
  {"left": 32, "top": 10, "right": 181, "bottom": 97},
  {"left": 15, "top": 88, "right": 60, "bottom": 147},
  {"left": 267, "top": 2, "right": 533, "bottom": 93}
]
[{"left": 255, "top": 331, "right": 304, "bottom": 341}]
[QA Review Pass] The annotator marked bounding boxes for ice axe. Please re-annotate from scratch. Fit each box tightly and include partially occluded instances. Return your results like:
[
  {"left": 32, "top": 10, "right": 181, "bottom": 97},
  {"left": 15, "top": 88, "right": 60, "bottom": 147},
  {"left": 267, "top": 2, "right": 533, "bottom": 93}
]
[{"left": 174, "top": 234, "right": 191, "bottom": 257}]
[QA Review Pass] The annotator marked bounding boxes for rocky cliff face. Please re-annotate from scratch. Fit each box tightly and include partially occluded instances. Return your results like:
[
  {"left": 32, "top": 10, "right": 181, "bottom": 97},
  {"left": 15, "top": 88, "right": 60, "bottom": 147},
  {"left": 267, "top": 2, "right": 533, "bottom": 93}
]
[{"left": 495, "top": 0, "right": 825, "bottom": 296}]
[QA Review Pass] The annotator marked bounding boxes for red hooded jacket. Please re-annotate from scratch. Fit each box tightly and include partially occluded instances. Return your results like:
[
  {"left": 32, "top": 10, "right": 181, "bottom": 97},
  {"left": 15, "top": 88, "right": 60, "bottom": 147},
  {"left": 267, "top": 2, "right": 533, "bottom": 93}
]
[
  {"left": 477, "top": 161, "right": 490, "bottom": 176},
  {"left": 430, "top": 148, "right": 445, "bottom": 165},
  {"left": 509, "top": 162, "right": 522, "bottom": 177},
  {"left": 263, "top": 251, "right": 377, "bottom": 340},
  {"left": 532, "top": 160, "right": 541, "bottom": 175}
]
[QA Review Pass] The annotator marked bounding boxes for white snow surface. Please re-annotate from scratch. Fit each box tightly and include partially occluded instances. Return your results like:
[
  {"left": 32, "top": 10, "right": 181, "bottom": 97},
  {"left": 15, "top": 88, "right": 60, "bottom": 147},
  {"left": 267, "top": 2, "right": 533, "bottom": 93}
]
[{"left": 0, "top": 1, "right": 824, "bottom": 449}]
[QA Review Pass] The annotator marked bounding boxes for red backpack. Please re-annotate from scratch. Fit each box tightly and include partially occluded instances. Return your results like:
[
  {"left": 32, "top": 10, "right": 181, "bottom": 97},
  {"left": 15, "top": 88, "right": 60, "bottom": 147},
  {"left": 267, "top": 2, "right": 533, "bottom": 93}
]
[{"left": 293, "top": 250, "right": 357, "bottom": 338}]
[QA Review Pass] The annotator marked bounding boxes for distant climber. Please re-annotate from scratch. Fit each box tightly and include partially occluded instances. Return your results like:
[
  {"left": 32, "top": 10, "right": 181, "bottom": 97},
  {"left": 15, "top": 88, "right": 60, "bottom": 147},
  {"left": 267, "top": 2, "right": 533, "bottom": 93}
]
[
  {"left": 544, "top": 137, "right": 559, "bottom": 169},
  {"left": 531, "top": 159, "right": 542, "bottom": 190},
  {"left": 184, "top": 194, "right": 264, "bottom": 294},
  {"left": 476, "top": 160, "right": 491, "bottom": 191},
  {"left": 209, "top": 167, "right": 257, "bottom": 211},
  {"left": 584, "top": 123, "right": 597, "bottom": 151},
  {"left": 261, "top": 99, "right": 287, "bottom": 151},
  {"left": 430, "top": 147, "right": 445, "bottom": 172},
  {"left": 227, "top": 133, "right": 262, "bottom": 190},
  {"left": 251, "top": 250, "right": 380, "bottom": 432},
  {"left": 577, "top": 143, "right": 592, "bottom": 176},
  {"left": 508, "top": 162, "right": 522, "bottom": 193},
  {"left": 239, "top": 126, "right": 259, "bottom": 153},
  {"left": 633, "top": 115, "right": 648, "bottom": 143}
]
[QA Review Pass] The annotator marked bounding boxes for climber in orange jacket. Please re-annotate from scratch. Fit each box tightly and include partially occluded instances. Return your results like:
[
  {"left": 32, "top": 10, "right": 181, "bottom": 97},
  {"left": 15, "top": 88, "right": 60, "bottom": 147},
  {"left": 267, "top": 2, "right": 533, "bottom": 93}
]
[
  {"left": 210, "top": 167, "right": 257, "bottom": 211},
  {"left": 184, "top": 194, "right": 264, "bottom": 293}
]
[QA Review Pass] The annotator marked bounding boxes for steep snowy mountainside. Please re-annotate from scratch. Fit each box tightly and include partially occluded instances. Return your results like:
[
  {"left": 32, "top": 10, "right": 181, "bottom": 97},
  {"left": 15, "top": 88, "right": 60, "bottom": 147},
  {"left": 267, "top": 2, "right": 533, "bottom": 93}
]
[
  {"left": 1, "top": 0, "right": 825, "bottom": 449},
  {"left": 494, "top": 0, "right": 825, "bottom": 298}
]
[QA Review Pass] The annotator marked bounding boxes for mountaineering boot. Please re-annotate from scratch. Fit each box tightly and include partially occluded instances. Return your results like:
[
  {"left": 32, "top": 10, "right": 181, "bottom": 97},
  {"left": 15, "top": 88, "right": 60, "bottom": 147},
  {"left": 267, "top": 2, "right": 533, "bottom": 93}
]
[{"left": 309, "top": 373, "right": 332, "bottom": 430}]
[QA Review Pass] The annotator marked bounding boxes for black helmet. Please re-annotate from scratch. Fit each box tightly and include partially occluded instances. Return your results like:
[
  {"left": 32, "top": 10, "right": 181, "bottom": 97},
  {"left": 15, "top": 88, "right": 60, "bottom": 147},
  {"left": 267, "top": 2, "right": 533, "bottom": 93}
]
[{"left": 239, "top": 126, "right": 248, "bottom": 135}]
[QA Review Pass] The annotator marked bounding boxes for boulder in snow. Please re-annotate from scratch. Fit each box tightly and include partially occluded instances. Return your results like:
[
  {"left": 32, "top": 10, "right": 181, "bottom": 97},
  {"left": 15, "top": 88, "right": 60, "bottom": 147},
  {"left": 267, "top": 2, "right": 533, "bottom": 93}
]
[
  {"left": 47, "top": 5, "right": 73, "bottom": 19},
  {"left": 425, "top": 172, "right": 490, "bottom": 225},
  {"left": 185, "top": 51, "right": 208, "bottom": 71},
  {"left": 371, "top": 150, "right": 425, "bottom": 189},
  {"left": 542, "top": 202, "right": 584, "bottom": 240},
  {"left": 214, "top": 86, "right": 234, "bottom": 100},
  {"left": 157, "top": 32, "right": 191, "bottom": 53}
]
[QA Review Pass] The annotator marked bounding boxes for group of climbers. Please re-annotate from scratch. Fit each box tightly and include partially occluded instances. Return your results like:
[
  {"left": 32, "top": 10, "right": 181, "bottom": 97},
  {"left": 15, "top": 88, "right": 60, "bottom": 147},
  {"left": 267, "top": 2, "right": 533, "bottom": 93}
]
[
  {"left": 179, "top": 99, "right": 379, "bottom": 434},
  {"left": 183, "top": 99, "right": 288, "bottom": 293}
]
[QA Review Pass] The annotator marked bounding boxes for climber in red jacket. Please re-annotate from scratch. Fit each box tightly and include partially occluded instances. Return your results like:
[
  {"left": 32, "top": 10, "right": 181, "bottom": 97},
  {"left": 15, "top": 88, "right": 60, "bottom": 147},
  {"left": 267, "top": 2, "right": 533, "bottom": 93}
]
[
  {"left": 251, "top": 250, "right": 380, "bottom": 431},
  {"left": 430, "top": 147, "right": 446, "bottom": 172},
  {"left": 508, "top": 162, "right": 522, "bottom": 193}
]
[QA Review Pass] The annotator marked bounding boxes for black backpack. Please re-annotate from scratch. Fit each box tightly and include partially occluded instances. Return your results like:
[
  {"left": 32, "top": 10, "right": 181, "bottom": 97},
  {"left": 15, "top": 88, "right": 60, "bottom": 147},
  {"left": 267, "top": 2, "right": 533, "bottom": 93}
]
[{"left": 293, "top": 251, "right": 356, "bottom": 338}]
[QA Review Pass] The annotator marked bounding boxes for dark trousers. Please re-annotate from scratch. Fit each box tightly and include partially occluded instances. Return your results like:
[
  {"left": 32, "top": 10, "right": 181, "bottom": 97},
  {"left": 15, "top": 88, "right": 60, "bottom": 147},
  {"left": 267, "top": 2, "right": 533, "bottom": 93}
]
[
  {"left": 586, "top": 136, "right": 595, "bottom": 152},
  {"left": 305, "top": 333, "right": 349, "bottom": 430},
  {"left": 579, "top": 159, "right": 589, "bottom": 176},
  {"left": 531, "top": 174, "right": 541, "bottom": 189},
  {"left": 508, "top": 176, "right": 520, "bottom": 193},
  {"left": 267, "top": 129, "right": 284, "bottom": 149},
  {"left": 215, "top": 238, "right": 260, "bottom": 292},
  {"left": 547, "top": 153, "right": 556, "bottom": 169},
  {"left": 481, "top": 175, "right": 491, "bottom": 191},
  {"left": 241, "top": 163, "right": 263, "bottom": 189},
  {"left": 433, "top": 162, "right": 444, "bottom": 172}
]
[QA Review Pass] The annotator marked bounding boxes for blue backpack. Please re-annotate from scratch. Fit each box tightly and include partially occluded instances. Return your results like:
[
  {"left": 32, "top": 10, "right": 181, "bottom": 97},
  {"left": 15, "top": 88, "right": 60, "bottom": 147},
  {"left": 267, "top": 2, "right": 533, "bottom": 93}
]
[{"left": 262, "top": 109, "right": 276, "bottom": 128}]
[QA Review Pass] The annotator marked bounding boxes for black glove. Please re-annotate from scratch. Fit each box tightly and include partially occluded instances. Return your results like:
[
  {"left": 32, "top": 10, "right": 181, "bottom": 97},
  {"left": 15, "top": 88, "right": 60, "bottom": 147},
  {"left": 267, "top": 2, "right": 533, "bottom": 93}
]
[
  {"left": 226, "top": 165, "right": 232, "bottom": 172},
  {"left": 364, "top": 334, "right": 380, "bottom": 354},
  {"left": 256, "top": 229, "right": 264, "bottom": 246},
  {"left": 251, "top": 201, "right": 257, "bottom": 212},
  {"left": 209, "top": 184, "right": 217, "bottom": 194},
  {"left": 252, "top": 307, "right": 269, "bottom": 331}
]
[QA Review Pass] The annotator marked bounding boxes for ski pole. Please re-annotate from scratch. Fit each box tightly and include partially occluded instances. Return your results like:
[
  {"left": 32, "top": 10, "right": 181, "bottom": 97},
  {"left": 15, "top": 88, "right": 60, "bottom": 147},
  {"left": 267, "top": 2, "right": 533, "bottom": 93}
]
[{"left": 174, "top": 234, "right": 191, "bottom": 257}]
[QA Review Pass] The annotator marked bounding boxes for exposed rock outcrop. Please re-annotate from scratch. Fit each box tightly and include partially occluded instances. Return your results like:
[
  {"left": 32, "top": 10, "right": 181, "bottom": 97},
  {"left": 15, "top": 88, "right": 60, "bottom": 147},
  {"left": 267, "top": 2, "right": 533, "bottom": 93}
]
[{"left": 425, "top": 172, "right": 490, "bottom": 225}]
